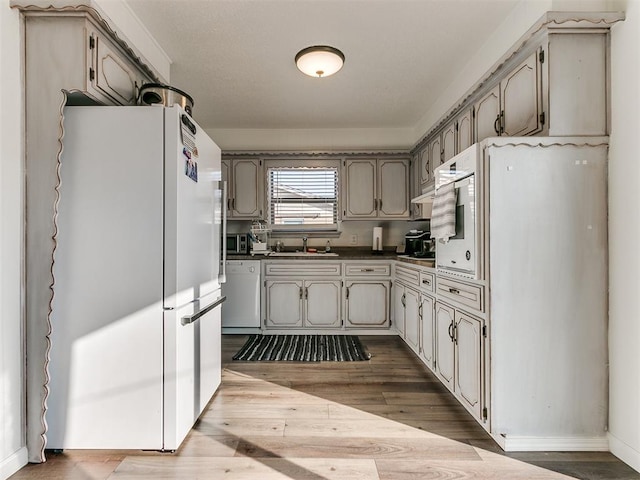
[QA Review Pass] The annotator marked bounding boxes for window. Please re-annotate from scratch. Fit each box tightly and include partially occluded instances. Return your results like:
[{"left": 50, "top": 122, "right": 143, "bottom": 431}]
[{"left": 267, "top": 166, "right": 339, "bottom": 231}]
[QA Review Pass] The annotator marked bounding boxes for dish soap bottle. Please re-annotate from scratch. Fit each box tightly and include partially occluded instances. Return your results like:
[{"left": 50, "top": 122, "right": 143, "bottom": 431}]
[{"left": 325, "top": 240, "right": 331, "bottom": 253}]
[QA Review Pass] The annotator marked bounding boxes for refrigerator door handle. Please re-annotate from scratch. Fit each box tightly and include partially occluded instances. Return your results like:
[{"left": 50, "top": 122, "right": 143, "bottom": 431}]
[
  {"left": 219, "top": 180, "right": 228, "bottom": 284},
  {"left": 181, "top": 295, "right": 226, "bottom": 326}
]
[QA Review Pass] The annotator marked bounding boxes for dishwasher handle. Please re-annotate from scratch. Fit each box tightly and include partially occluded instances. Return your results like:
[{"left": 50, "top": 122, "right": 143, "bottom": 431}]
[{"left": 181, "top": 295, "right": 226, "bottom": 326}]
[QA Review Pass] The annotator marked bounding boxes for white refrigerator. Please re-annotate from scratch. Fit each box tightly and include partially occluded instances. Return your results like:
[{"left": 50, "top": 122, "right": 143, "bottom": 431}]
[{"left": 47, "top": 105, "right": 225, "bottom": 450}]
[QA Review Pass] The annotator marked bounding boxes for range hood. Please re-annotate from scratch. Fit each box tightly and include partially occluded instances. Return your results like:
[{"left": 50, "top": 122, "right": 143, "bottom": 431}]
[
  {"left": 411, "top": 187, "right": 434, "bottom": 219},
  {"left": 411, "top": 190, "right": 435, "bottom": 204}
]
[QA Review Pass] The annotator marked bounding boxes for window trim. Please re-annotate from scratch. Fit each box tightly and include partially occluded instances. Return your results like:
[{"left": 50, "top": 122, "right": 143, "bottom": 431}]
[{"left": 264, "top": 158, "right": 341, "bottom": 233}]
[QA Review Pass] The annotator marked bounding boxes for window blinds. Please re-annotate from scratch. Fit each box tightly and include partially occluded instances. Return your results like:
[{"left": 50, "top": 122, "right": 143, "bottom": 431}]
[{"left": 268, "top": 167, "right": 338, "bottom": 228}]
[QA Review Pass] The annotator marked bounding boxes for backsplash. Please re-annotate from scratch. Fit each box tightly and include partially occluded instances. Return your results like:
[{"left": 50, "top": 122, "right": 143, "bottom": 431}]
[{"left": 227, "top": 219, "right": 431, "bottom": 250}]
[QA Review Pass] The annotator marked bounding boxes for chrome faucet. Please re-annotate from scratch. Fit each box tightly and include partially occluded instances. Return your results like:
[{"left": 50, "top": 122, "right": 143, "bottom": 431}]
[{"left": 302, "top": 237, "right": 308, "bottom": 252}]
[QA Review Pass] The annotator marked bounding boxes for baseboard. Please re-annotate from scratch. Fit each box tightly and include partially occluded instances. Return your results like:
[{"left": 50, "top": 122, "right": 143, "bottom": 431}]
[
  {"left": 222, "top": 327, "right": 262, "bottom": 334},
  {"left": 1, "top": 446, "right": 28, "bottom": 480},
  {"left": 493, "top": 434, "right": 609, "bottom": 452},
  {"left": 609, "top": 433, "right": 640, "bottom": 473},
  {"left": 255, "top": 329, "right": 397, "bottom": 336}
]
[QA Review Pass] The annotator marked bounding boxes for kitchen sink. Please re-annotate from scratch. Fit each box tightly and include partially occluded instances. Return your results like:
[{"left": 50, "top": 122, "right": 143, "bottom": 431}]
[{"left": 268, "top": 251, "right": 339, "bottom": 257}]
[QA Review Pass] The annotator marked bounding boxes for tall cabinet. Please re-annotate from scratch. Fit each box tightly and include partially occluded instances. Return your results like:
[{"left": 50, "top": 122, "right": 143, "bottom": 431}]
[
  {"left": 405, "top": 12, "right": 622, "bottom": 452},
  {"left": 13, "top": 4, "right": 159, "bottom": 462},
  {"left": 481, "top": 138, "right": 608, "bottom": 450}
]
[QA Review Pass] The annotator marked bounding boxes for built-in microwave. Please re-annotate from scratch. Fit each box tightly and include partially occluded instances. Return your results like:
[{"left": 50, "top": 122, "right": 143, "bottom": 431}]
[
  {"left": 226, "top": 233, "right": 248, "bottom": 255},
  {"left": 434, "top": 144, "right": 481, "bottom": 279}
]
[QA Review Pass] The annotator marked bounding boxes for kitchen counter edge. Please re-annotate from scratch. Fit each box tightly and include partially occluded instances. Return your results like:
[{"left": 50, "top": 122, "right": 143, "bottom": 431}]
[{"left": 226, "top": 251, "right": 435, "bottom": 268}]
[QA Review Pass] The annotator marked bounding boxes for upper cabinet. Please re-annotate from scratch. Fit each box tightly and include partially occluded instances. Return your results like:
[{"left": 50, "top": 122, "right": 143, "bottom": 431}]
[
  {"left": 418, "top": 147, "right": 431, "bottom": 187},
  {"left": 474, "top": 86, "right": 501, "bottom": 143},
  {"left": 343, "top": 158, "right": 410, "bottom": 219},
  {"left": 221, "top": 158, "right": 263, "bottom": 219},
  {"left": 424, "top": 135, "right": 441, "bottom": 188},
  {"left": 23, "top": 14, "right": 154, "bottom": 107},
  {"left": 88, "top": 28, "right": 149, "bottom": 106},
  {"left": 412, "top": 12, "right": 620, "bottom": 174},
  {"left": 456, "top": 109, "right": 473, "bottom": 153},
  {"left": 419, "top": 114, "right": 468, "bottom": 191},
  {"left": 475, "top": 50, "right": 543, "bottom": 143},
  {"left": 500, "top": 51, "right": 543, "bottom": 136},
  {"left": 441, "top": 122, "right": 456, "bottom": 163}
]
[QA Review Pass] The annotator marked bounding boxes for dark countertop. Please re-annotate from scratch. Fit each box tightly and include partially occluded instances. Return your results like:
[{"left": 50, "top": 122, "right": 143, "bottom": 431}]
[
  {"left": 227, "top": 249, "right": 435, "bottom": 268},
  {"left": 395, "top": 255, "right": 436, "bottom": 268}
]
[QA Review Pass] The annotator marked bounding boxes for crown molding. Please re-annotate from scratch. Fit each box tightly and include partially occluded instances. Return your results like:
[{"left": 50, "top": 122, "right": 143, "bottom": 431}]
[{"left": 222, "top": 150, "right": 411, "bottom": 158}]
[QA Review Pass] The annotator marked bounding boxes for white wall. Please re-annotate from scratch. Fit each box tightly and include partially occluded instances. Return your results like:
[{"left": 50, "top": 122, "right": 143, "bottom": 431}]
[
  {"left": 209, "top": 127, "right": 415, "bottom": 152},
  {"left": 93, "top": 0, "right": 171, "bottom": 82},
  {"left": 608, "top": 0, "right": 640, "bottom": 471},
  {"left": 0, "top": 2, "right": 27, "bottom": 479}
]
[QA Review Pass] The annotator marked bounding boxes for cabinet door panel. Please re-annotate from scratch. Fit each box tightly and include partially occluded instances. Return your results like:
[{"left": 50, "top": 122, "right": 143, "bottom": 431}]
[
  {"left": 475, "top": 86, "right": 500, "bottom": 142},
  {"left": 93, "top": 32, "right": 140, "bottom": 105},
  {"left": 435, "top": 303, "right": 455, "bottom": 391},
  {"left": 393, "top": 284, "right": 406, "bottom": 337},
  {"left": 420, "top": 294, "right": 435, "bottom": 369},
  {"left": 404, "top": 287, "right": 420, "bottom": 353},
  {"left": 232, "top": 159, "right": 262, "bottom": 218},
  {"left": 305, "top": 281, "right": 341, "bottom": 328},
  {"left": 457, "top": 110, "right": 473, "bottom": 152},
  {"left": 346, "top": 281, "right": 390, "bottom": 328},
  {"left": 428, "top": 136, "right": 442, "bottom": 175},
  {"left": 378, "top": 159, "right": 409, "bottom": 218},
  {"left": 419, "top": 148, "right": 430, "bottom": 186},
  {"left": 344, "top": 160, "right": 376, "bottom": 218},
  {"left": 501, "top": 51, "right": 542, "bottom": 136},
  {"left": 266, "top": 280, "right": 303, "bottom": 328},
  {"left": 455, "top": 312, "right": 482, "bottom": 419},
  {"left": 221, "top": 160, "right": 230, "bottom": 215},
  {"left": 442, "top": 124, "right": 456, "bottom": 163}
]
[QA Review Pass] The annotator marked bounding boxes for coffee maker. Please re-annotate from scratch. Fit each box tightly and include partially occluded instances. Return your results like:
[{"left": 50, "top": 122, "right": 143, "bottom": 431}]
[{"left": 405, "top": 230, "right": 435, "bottom": 258}]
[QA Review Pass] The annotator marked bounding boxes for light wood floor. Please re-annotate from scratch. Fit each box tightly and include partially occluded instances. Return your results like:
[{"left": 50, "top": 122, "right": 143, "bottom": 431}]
[{"left": 11, "top": 335, "right": 640, "bottom": 480}]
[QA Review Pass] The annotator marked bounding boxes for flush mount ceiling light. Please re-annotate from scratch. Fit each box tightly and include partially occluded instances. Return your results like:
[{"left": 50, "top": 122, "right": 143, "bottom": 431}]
[{"left": 295, "top": 45, "right": 345, "bottom": 78}]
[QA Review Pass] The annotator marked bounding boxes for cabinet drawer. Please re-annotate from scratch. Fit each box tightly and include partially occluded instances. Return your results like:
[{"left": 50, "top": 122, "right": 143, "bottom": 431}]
[
  {"left": 395, "top": 265, "right": 420, "bottom": 286},
  {"left": 345, "top": 263, "right": 391, "bottom": 276},
  {"left": 265, "top": 262, "right": 342, "bottom": 277},
  {"left": 437, "top": 277, "right": 483, "bottom": 312},
  {"left": 419, "top": 271, "right": 435, "bottom": 293}
]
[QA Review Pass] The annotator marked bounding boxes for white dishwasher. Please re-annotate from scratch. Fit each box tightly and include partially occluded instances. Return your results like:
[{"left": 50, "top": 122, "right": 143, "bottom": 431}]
[{"left": 221, "top": 260, "right": 261, "bottom": 333}]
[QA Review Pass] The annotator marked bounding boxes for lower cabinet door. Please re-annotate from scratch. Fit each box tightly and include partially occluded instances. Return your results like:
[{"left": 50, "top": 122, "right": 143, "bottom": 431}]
[
  {"left": 404, "top": 287, "right": 420, "bottom": 353},
  {"left": 393, "top": 284, "right": 406, "bottom": 337},
  {"left": 455, "top": 311, "right": 483, "bottom": 419},
  {"left": 345, "top": 280, "right": 390, "bottom": 328},
  {"left": 419, "top": 294, "right": 435, "bottom": 370},
  {"left": 265, "top": 280, "right": 303, "bottom": 328},
  {"left": 435, "top": 302, "right": 455, "bottom": 391},
  {"left": 305, "top": 280, "right": 341, "bottom": 328}
]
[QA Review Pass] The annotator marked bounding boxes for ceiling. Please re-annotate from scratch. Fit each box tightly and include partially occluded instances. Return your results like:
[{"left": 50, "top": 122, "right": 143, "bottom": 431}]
[{"left": 126, "top": 0, "right": 521, "bottom": 133}]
